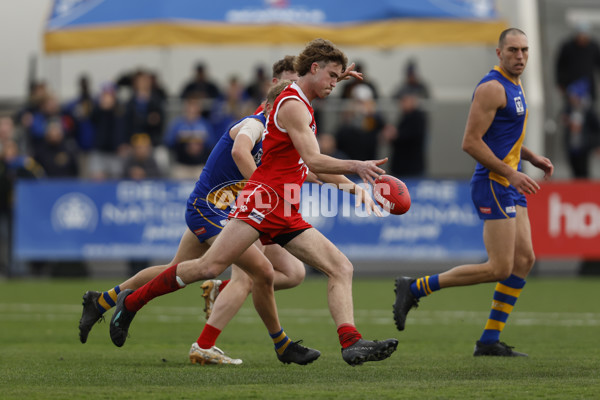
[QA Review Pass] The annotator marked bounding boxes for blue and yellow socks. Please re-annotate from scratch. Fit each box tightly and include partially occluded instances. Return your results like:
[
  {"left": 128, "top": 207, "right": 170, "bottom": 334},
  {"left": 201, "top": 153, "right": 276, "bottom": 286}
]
[
  {"left": 96, "top": 286, "right": 121, "bottom": 313},
  {"left": 410, "top": 275, "right": 441, "bottom": 299},
  {"left": 479, "top": 274, "right": 526, "bottom": 344},
  {"left": 270, "top": 328, "right": 292, "bottom": 355}
]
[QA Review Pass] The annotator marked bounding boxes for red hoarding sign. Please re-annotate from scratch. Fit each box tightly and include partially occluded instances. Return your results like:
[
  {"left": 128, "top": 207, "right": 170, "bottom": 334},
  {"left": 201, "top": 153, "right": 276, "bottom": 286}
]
[{"left": 527, "top": 181, "right": 600, "bottom": 258}]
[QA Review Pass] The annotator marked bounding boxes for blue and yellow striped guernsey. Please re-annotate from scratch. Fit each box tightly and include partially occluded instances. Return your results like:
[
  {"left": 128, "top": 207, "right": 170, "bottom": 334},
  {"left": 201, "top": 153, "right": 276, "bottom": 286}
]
[{"left": 471, "top": 66, "right": 528, "bottom": 187}]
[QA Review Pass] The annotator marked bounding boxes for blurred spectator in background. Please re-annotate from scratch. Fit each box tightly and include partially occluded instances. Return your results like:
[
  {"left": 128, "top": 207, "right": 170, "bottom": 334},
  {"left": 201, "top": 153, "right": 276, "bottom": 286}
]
[
  {"left": 33, "top": 119, "right": 79, "bottom": 178},
  {"left": 164, "top": 94, "right": 213, "bottom": 180},
  {"left": 244, "top": 64, "right": 270, "bottom": 106},
  {"left": 122, "top": 70, "right": 165, "bottom": 147},
  {"left": 122, "top": 133, "right": 162, "bottom": 181},
  {"left": 0, "top": 138, "right": 43, "bottom": 275},
  {"left": 64, "top": 75, "right": 95, "bottom": 178},
  {"left": 179, "top": 63, "right": 222, "bottom": 120},
  {"left": 335, "top": 84, "right": 388, "bottom": 161},
  {"left": 64, "top": 74, "right": 95, "bottom": 152},
  {"left": 15, "top": 81, "right": 49, "bottom": 141},
  {"left": 561, "top": 79, "right": 600, "bottom": 178},
  {"left": 122, "top": 133, "right": 162, "bottom": 274},
  {"left": 24, "top": 93, "right": 75, "bottom": 156},
  {"left": 393, "top": 59, "right": 430, "bottom": 101},
  {"left": 556, "top": 22, "right": 600, "bottom": 104},
  {"left": 339, "top": 62, "right": 379, "bottom": 100},
  {"left": 388, "top": 92, "right": 428, "bottom": 177},
  {"left": 89, "top": 82, "right": 126, "bottom": 180},
  {"left": 209, "top": 75, "right": 248, "bottom": 140},
  {"left": 0, "top": 116, "right": 22, "bottom": 153},
  {"left": 150, "top": 72, "right": 169, "bottom": 103}
]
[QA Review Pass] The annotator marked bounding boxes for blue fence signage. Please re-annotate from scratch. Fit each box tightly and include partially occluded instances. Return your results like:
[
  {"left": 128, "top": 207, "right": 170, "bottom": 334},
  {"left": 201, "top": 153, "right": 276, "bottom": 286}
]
[
  {"left": 300, "top": 179, "right": 485, "bottom": 260},
  {"left": 15, "top": 180, "right": 194, "bottom": 260},
  {"left": 14, "top": 179, "right": 485, "bottom": 261}
]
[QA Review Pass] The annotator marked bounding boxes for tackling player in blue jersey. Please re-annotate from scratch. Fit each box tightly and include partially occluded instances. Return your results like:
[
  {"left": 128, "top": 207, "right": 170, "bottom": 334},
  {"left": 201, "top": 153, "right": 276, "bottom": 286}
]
[{"left": 393, "top": 28, "right": 554, "bottom": 357}]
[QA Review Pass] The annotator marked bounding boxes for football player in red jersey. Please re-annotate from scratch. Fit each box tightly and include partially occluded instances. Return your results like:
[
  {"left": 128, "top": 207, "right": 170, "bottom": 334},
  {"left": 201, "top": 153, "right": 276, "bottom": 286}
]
[{"left": 109, "top": 39, "right": 398, "bottom": 366}]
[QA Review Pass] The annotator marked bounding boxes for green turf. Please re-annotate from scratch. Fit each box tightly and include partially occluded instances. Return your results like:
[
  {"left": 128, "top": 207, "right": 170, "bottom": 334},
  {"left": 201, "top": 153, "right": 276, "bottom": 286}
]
[{"left": 0, "top": 276, "right": 599, "bottom": 399}]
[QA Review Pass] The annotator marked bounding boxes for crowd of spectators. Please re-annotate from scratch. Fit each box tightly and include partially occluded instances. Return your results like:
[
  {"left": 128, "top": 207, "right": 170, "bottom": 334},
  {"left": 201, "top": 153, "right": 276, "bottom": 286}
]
[{"left": 0, "top": 59, "right": 432, "bottom": 187}]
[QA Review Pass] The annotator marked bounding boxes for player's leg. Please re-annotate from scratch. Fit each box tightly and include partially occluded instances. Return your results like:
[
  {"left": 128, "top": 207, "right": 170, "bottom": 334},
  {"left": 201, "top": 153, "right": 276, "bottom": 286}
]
[
  {"left": 193, "top": 245, "right": 306, "bottom": 364},
  {"left": 109, "top": 219, "right": 258, "bottom": 346},
  {"left": 440, "top": 218, "right": 517, "bottom": 286},
  {"left": 394, "top": 179, "right": 520, "bottom": 331},
  {"left": 113, "top": 219, "right": 318, "bottom": 364},
  {"left": 264, "top": 244, "right": 306, "bottom": 290},
  {"left": 475, "top": 205, "right": 533, "bottom": 357},
  {"left": 189, "top": 220, "right": 318, "bottom": 364},
  {"left": 283, "top": 228, "right": 398, "bottom": 366},
  {"left": 393, "top": 217, "right": 516, "bottom": 331},
  {"left": 190, "top": 265, "right": 251, "bottom": 365},
  {"left": 200, "top": 243, "right": 305, "bottom": 319},
  {"left": 78, "top": 228, "right": 208, "bottom": 343}
]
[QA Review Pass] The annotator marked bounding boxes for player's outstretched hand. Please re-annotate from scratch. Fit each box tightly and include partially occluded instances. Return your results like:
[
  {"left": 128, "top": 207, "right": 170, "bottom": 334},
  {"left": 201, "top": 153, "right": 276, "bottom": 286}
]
[
  {"left": 353, "top": 158, "right": 387, "bottom": 187},
  {"left": 338, "top": 62, "right": 363, "bottom": 82},
  {"left": 354, "top": 184, "right": 383, "bottom": 217}
]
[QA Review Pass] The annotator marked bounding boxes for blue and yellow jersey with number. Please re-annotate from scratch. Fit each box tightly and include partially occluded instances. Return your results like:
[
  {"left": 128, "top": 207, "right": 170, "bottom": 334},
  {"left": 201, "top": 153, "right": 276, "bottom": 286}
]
[
  {"left": 471, "top": 66, "right": 528, "bottom": 187},
  {"left": 190, "top": 113, "right": 265, "bottom": 210}
]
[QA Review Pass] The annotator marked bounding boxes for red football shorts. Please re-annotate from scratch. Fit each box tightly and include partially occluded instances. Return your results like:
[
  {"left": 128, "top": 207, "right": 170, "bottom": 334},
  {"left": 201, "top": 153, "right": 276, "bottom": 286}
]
[{"left": 229, "top": 181, "right": 312, "bottom": 245}]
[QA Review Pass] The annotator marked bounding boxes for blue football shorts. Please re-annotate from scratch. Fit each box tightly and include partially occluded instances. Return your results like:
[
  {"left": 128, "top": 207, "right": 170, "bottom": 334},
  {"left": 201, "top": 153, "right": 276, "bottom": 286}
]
[
  {"left": 185, "top": 196, "right": 229, "bottom": 243},
  {"left": 470, "top": 179, "right": 527, "bottom": 220}
]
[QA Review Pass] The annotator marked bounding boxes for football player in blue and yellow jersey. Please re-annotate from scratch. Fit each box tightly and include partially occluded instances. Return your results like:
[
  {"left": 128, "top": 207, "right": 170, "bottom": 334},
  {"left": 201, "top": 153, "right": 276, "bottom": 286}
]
[{"left": 394, "top": 28, "right": 554, "bottom": 357}]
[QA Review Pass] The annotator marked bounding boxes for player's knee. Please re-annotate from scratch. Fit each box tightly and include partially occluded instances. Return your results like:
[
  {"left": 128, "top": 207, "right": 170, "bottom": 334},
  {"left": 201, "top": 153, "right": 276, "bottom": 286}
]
[
  {"left": 287, "top": 262, "right": 306, "bottom": 287},
  {"left": 514, "top": 251, "right": 535, "bottom": 274},
  {"left": 486, "top": 260, "right": 513, "bottom": 281},
  {"left": 332, "top": 258, "right": 354, "bottom": 281},
  {"left": 254, "top": 264, "right": 275, "bottom": 287}
]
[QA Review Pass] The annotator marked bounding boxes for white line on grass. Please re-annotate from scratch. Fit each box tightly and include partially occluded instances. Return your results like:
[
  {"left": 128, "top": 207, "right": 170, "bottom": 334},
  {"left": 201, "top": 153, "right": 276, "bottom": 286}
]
[{"left": 1, "top": 304, "right": 599, "bottom": 326}]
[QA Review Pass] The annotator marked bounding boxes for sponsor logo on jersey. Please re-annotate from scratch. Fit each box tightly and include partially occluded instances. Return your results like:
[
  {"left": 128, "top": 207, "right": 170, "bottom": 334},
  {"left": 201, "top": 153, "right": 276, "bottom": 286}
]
[
  {"left": 194, "top": 227, "right": 207, "bottom": 236},
  {"left": 248, "top": 208, "right": 265, "bottom": 224},
  {"left": 505, "top": 205, "right": 516, "bottom": 214},
  {"left": 514, "top": 96, "right": 525, "bottom": 115},
  {"left": 479, "top": 207, "right": 492, "bottom": 214}
]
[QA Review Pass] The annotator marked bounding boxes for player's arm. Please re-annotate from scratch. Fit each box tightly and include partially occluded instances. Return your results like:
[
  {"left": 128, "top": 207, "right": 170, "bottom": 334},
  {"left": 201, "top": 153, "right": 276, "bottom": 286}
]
[
  {"left": 279, "top": 99, "right": 387, "bottom": 185},
  {"left": 521, "top": 145, "right": 554, "bottom": 180},
  {"left": 461, "top": 81, "right": 540, "bottom": 195},
  {"left": 230, "top": 118, "right": 263, "bottom": 179},
  {"left": 316, "top": 173, "right": 382, "bottom": 216}
]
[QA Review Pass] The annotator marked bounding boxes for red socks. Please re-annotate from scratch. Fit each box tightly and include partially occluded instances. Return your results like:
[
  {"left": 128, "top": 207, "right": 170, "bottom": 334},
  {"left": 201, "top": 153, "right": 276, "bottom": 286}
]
[
  {"left": 197, "top": 324, "right": 222, "bottom": 349},
  {"left": 124, "top": 264, "right": 182, "bottom": 312},
  {"left": 219, "top": 280, "right": 230, "bottom": 293},
  {"left": 337, "top": 323, "right": 362, "bottom": 348}
]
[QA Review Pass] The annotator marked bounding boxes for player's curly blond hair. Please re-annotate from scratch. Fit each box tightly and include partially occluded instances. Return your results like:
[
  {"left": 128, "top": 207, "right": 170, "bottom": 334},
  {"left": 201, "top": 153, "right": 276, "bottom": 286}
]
[{"left": 294, "top": 38, "right": 348, "bottom": 77}]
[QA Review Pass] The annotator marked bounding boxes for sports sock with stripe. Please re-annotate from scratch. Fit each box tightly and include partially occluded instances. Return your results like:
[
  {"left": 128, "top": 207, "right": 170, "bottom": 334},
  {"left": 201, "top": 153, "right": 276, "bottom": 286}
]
[
  {"left": 479, "top": 274, "right": 526, "bottom": 344},
  {"left": 96, "top": 286, "right": 121, "bottom": 313},
  {"left": 270, "top": 328, "right": 292, "bottom": 355},
  {"left": 410, "top": 274, "right": 441, "bottom": 299}
]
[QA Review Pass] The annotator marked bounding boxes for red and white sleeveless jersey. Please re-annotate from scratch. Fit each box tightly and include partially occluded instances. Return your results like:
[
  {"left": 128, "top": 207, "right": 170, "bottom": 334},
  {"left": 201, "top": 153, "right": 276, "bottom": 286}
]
[{"left": 250, "top": 82, "right": 316, "bottom": 208}]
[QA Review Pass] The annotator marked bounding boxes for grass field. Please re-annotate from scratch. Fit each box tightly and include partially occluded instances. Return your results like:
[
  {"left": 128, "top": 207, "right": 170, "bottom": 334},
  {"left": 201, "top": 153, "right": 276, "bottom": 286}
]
[{"left": 0, "top": 276, "right": 599, "bottom": 399}]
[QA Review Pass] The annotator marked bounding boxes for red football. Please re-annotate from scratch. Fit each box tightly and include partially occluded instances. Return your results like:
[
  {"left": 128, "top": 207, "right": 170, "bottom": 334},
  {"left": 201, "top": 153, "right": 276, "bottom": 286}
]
[{"left": 373, "top": 175, "right": 411, "bottom": 215}]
